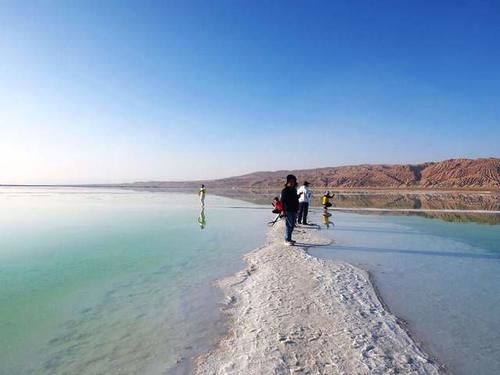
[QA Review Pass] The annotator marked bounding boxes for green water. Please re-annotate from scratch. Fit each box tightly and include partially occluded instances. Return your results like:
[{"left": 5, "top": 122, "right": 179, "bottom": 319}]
[{"left": 0, "top": 188, "right": 267, "bottom": 374}]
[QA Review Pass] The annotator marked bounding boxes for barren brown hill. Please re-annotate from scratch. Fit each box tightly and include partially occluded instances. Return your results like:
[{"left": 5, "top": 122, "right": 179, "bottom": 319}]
[
  {"left": 129, "top": 158, "right": 500, "bottom": 190},
  {"left": 419, "top": 158, "right": 500, "bottom": 188}
]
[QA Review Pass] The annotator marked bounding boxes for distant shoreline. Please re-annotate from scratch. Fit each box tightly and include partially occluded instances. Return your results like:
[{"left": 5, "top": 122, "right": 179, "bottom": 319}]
[
  {"left": 1, "top": 184, "right": 499, "bottom": 194},
  {"left": 331, "top": 207, "right": 500, "bottom": 214},
  {"left": 2, "top": 157, "right": 499, "bottom": 192},
  {"left": 2, "top": 185, "right": 498, "bottom": 224}
]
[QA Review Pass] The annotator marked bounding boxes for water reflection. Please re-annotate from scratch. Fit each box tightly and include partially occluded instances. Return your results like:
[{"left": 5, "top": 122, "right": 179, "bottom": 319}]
[
  {"left": 325, "top": 244, "right": 500, "bottom": 260},
  {"left": 345, "top": 209, "right": 500, "bottom": 225},
  {"left": 321, "top": 209, "right": 335, "bottom": 229},
  {"left": 198, "top": 208, "right": 207, "bottom": 230},
  {"left": 332, "top": 191, "right": 500, "bottom": 211},
  {"left": 206, "top": 189, "right": 500, "bottom": 225},
  {"left": 122, "top": 187, "right": 500, "bottom": 224}
]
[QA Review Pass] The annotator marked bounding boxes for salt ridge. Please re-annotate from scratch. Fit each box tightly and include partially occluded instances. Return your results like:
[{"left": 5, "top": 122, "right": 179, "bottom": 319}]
[{"left": 195, "top": 222, "right": 444, "bottom": 374}]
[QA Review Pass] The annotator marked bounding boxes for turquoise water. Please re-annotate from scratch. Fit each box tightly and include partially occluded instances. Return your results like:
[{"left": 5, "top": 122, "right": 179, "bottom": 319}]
[
  {"left": 3, "top": 188, "right": 499, "bottom": 375},
  {"left": 0, "top": 188, "right": 267, "bottom": 374},
  {"left": 310, "top": 210, "right": 500, "bottom": 375}
]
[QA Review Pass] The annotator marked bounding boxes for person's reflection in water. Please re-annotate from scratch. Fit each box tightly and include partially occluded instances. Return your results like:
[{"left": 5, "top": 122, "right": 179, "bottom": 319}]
[
  {"left": 322, "top": 209, "right": 334, "bottom": 229},
  {"left": 198, "top": 208, "right": 207, "bottom": 230}
]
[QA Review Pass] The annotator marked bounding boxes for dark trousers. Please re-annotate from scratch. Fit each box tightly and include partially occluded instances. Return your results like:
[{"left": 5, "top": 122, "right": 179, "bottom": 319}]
[
  {"left": 298, "top": 202, "right": 309, "bottom": 224},
  {"left": 284, "top": 211, "right": 296, "bottom": 241}
]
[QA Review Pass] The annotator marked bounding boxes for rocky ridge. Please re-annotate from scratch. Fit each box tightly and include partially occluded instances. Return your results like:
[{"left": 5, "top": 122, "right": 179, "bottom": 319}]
[{"left": 129, "top": 158, "right": 500, "bottom": 190}]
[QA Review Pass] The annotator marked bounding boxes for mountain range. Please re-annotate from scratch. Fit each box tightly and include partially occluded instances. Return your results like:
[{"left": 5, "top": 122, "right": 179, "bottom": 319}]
[{"left": 128, "top": 158, "right": 500, "bottom": 191}]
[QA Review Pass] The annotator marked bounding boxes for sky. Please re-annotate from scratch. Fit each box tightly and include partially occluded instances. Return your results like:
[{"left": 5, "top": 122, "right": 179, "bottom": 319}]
[{"left": 1, "top": 0, "right": 499, "bottom": 184}]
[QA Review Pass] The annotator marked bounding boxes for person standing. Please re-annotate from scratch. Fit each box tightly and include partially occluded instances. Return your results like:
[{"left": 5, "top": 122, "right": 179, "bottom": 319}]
[
  {"left": 199, "top": 184, "right": 206, "bottom": 207},
  {"left": 280, "top": 174, "right": 300, "bottom": 246},
  {"left": 297, "top": 181, "right": 312, "bottom": 225}
]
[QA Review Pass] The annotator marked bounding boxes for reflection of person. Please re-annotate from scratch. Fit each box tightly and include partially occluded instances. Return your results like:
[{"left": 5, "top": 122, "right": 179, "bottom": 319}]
[
  {"left": 198, "top": 208, "right": 206, "bottom": 229},
  {"left": 297, "top": 181, "right": 312, "bottom": 225},
  {"left": 280, "top": 174, "right": 299, "bottom": 246},
  {"left": 322, "top": 209, "right": 334, "bottom": 228},
  {"left": 321, "top": 191, "right": 334, "bottom": 209},
  {"left": 199, "top": 184, "right": 206, "bottom": 207}
]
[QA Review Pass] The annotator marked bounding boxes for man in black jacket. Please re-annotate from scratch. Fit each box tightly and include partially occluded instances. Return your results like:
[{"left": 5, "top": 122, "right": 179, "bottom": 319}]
[{"left": 280, "top": 174, "right": 300, "bottom": 246}]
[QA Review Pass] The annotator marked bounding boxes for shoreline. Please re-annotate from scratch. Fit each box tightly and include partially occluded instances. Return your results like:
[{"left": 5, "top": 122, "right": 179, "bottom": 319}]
[
  {"left": 2, "top": 185, "right": 498, "bottom": 194},
  {"left": 193, "top": 222, "right": 445, "bottom": 374},
  {"left": 365, "top": 272, "right": 448, "bottom": 375}
]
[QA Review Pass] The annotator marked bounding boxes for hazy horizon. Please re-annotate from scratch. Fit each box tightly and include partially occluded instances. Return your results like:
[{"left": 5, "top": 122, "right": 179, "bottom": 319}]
[
  {"left": 0, "top": 156, "right": 497, "bottom": 186},
  {"left": 2, "top": 1, "right": 500, "bottom": 184}
]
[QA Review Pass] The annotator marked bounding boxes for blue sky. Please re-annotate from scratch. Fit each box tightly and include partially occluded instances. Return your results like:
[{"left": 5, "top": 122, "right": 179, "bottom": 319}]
[{"left": 1, "top": 0, "right": 499, "bottom": 184}]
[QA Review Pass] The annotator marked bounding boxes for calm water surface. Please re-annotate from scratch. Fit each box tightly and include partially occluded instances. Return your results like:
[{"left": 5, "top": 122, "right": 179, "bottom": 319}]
[
  {"left": 2, "top": 187, "right": 499, "bottom": 375},
  {"left": 0, "top": 187, "right": 267, "bottom": 374},
  {"left": 310, "top": 210, "right": 500, "bottom": 375}
]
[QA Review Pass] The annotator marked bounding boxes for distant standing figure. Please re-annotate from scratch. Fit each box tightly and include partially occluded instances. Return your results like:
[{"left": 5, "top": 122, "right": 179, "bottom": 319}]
[
  {"left": 321, "top": 191, "right": 334, "bottom": 209},
  {"left": 280, "top": 174, "right": 300, "bottom": 246},
  {"left": 199, "top": 184, "right": 206, "bottom": 207},
  {"left": 297, "top": 181, "right": 312, "bottom": 225}
]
